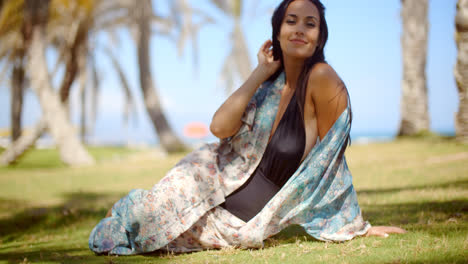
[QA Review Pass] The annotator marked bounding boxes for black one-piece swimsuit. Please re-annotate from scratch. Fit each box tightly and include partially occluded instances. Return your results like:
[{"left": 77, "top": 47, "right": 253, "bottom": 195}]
[{"left": 220, "top": 93, "right": 306, "bottom": 222}]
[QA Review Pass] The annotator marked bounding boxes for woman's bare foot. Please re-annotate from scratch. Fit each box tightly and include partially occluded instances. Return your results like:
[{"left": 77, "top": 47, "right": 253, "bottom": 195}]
[{"left": 365, "top": 226, "right": 407, "bottom": 237}]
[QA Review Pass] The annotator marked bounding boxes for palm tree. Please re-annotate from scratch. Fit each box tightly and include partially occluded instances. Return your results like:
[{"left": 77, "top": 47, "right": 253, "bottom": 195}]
[
  {"left": 0, "top": 0, "right": 26, "bottom": 141},
  {"left": 121, "top": 0, "right": 189, "bottom": 153},
  {"left": 90, "top": 0, "right": 201, "bottom": 153},
  {"left": 10, "top": 62, "right": 24, "bottom": 141},
  {"left": 0, "top": 0, "right": 95, "bottom": 165},
  {"left": 0, "top": 0, "right": 95, "bottom": 166},
  {"left": 455, "top": 0, "right": 468, "bottom": 143},
  {"left": 398, "top": 0, "right": 430, "bottom": 136},
  {"left": 0, "top": 0, "right": 91, "bottom": 142},
  {"left": 2, "top": 0, "right": 212, "bottom": 164},
  {"left": 22, "top": 0, "right": 94, "bottom": 165},
  {"left": 54, "top": 0, "right": 138, "bottom": 143}
]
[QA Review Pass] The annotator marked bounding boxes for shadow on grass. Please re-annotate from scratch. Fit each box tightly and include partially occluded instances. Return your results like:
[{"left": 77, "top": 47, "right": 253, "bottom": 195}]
[
  {"left": 2, "top": 246, "right": 467, "bottom": 264},
  {"left": 0, "top": 247, "right": 165, "bottom": 264},
  {"left": 266, "top": 198, "right": 467, "bottom": 247},
  {"left": 362, "top": 199, "right": 468, "bottom": 226},
  {"left": 0, "top": 247, "right": 90, "bottom": 264},
  {"left": 0, "top": 191, "right": 124, "bottom": 243},
  {"left": 267, "top": 180, "right": 468, "bottom": 246},
  {"left": 357, "top": 179, "right": 468, "bottom": 195},
  {"left": 0, "top": 181, "right": 467, "bottom": 262}
]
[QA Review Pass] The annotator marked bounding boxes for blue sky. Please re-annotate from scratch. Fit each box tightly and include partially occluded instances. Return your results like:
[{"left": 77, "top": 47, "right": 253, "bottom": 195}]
[{"left": 0, "top": 0, "right": 459, "bottom": 145}]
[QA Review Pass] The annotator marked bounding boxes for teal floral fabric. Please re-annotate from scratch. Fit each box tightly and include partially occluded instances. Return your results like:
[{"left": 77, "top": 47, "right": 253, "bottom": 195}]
[{"left": 88, "top": 72, "right": 371, "bottom": 255}]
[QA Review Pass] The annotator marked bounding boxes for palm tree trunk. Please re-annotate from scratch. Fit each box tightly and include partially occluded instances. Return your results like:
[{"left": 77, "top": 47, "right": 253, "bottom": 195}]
[
  {"left": 78, "top": 45, "right": 88, "bottom": 143},
  {"left": 136, "top": 0, "right": 186, "bottom": 153},
  {"left": 1, "top": 118, "right": 46, "bottom": 165},
  {"left": 11, "top": 61, "right": 24, "bottom": 141},
  {"left": 80, "top": 73, "right": 87, "bottom": 143},
  {"left": 24, "top": 0, "right": 94, "bottom": 166},
  {"left": 1, "top": 40, "right": 81, "bottom": 165},
  {"left": 1, "top": 13, "right": 85, "bottom": 165},
  {"left": 398, "top": 0, "right": 430, "bottom": 136},
  {"left": 455, "top": 0, "right": 468, "bottom": 143},
  {"left": 60, "top": 20, "right": 86, "bottom": 111},
  {"left": 105, "top": 47, "right": 136, "bottom": 125}
]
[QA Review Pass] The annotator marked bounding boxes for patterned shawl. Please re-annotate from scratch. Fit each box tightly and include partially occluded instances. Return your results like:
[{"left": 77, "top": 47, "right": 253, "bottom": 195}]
[{"left": 89, "top": 72, "right": 371, "bottom": 255}]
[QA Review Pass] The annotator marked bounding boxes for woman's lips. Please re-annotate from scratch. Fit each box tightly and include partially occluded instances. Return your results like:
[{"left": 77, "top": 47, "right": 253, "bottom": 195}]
[{"left": 290, "top": 39, "right": 307, "bottom": 45}]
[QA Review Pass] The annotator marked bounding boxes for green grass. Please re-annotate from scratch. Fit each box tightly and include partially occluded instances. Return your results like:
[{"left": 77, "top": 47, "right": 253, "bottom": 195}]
[{"left": 0, "top": 138, "right": 467, "bottom": 263}]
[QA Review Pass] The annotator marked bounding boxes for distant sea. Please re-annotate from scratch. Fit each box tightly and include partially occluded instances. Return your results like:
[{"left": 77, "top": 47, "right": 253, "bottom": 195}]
[
  {"left": 350, "top": 129, "right": 455, "bottom": 145},
  {"left": 2, "top": 129, "right": 454, "bottom": 150},
  {"left": 350, "top": 131, "right": 396, "bottom": 145}
]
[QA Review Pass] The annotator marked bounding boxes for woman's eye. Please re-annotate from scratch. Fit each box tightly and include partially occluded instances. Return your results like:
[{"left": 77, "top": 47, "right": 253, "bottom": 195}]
[
  {"left": 307, "top": 23, "right": 316, "bottom": 27},
  {"left": 286, "top": 20, "right": 295, "bottom": 24}
]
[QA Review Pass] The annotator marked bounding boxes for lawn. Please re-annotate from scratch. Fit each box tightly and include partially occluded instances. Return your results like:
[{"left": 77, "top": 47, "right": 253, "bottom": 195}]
[{"left": 0, "top": 138, "right": 467, "bottom": 263}]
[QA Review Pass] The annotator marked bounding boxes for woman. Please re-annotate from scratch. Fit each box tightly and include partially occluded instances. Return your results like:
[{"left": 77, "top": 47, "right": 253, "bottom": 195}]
[{"left": 89, "top": 0, "right": 405, "bottom": 255}]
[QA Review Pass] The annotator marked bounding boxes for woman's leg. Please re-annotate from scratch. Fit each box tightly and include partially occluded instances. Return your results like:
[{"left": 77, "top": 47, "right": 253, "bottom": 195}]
[{"left": 162, "top": 206, "right": 246, "bottom": 253}]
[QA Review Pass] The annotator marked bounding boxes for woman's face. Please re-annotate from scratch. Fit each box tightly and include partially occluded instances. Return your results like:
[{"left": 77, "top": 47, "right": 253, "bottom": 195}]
[{"left": 278, "top": 0, "right": 320, "bottom": 60}]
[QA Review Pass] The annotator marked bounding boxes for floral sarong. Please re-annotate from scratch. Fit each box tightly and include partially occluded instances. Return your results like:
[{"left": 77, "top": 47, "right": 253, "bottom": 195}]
[{"left": 88, "top": 72, "right": 371, "bottom": 255}]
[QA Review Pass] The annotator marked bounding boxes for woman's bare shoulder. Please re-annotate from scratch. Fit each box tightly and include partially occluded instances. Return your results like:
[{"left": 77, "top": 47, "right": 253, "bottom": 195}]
[
  {"left": 309, "top": 62, "right": 337, "bottom": 76},
  {"left": 308, "top": 63, "right": 342, "bottom": 88},
  {"left": 307, "top": 63, "right": 346, "bottom": 100},
  {"left": 306, "top": 62, "right": 349, "bottom": 139}
]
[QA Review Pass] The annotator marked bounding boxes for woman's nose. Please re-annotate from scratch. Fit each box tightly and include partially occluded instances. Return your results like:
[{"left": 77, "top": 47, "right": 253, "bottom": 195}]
[
  {"left": 295, "top": 29, "right": 304, "bottom": 36},
  {"left": 294, "top": 24, "right": 306, "bottom": 35}
]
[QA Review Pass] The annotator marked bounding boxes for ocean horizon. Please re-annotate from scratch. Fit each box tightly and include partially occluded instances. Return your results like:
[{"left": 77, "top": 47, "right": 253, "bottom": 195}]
[{"left": 0, "top": 129, "right": 456, "bottom": 150}]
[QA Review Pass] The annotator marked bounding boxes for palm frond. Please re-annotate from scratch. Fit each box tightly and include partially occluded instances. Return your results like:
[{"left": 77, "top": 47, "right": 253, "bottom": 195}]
[
  {"left": 0, "top": 32, "right": 23, "bottom": 60},
  {"left": 88, "top": 54, "right": 100, "bottom": 132},
  {"left": 210, "top": 0, "right": 231, "bottom": 16},
  {"left": 103, "top": 46, "right": 137, "bottom": 126},
  {"left": 78, "top": 45, "right": 89, "bottom": 137},
  {"left": 232, "top": 0, "right": 242, "bottom": 18},
  {"left": 176, "top": 0, "right": 191, "bottom": 57},
  {"left": 0, "top": 0, "right": 23, "bottom": 36},
  {"left": 0, "top": 58, "right": 11, "bottom": 87},
  {"left": 152, "top": 14, "right": 173, "bottom": 34},
  {"left": 93, "top": 13, "right": 131, "bottom": 32},
  {"left": 103, "top": 27, "right": 121, "bottom": 50},
  {"left": 175, "top": 0, "right": 215, "bottom": 71}
]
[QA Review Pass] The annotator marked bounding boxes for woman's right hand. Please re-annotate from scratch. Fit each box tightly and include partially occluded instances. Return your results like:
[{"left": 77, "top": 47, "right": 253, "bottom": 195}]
[
  {"left": 256, "top": 40, "right": 281, "bottom": 79},
  {"left": 210, "top": 40, "right": 280, "bottom": 139}
]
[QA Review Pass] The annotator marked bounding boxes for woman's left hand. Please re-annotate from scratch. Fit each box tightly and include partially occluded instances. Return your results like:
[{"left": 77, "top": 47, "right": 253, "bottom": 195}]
[{"left": 365, "top": 226, "right": 407, "bottom": 238}]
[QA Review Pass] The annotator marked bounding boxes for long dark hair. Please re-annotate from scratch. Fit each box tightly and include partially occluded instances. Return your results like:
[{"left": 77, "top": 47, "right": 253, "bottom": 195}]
[{"left": 269, "top": 0, "right": 352, "bottom": 145}]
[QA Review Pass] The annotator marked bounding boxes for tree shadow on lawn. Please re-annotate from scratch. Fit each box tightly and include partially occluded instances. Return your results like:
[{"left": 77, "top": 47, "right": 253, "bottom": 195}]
[
  {"left": 361, "top": 199, "right": 467, "bottom": 226},
  {"left": 0, "top": 182, "right": 467, "bottom": 262},
  {"left": 0, "top": 247, "right": 130, "bottom": 264},
  {"left": 356, "top": 179, "right": 468, "bottom": 196},
  {"left": 265, "top": 198, "right": 467, "bottom": 248},
  {"left": 267, "top": 186, "right": 467, "bottom": 247},
  {"left": 268, "top": 179, "right": 468, "bottom": 245},
  {"left": 0, "top": 247, "right": 180, "bottom": 264},
  {"left": 0, "top": 191, "right": 124, "bottom": 243}
]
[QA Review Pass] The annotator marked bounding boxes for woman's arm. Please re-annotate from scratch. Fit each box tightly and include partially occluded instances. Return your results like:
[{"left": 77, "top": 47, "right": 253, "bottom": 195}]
[
  {"left": 210, "top": 40, "right": 280, "bottom": 139},
  {"left": 209, "top": 67, "right": 269, "bottom": 139},
  {"left": 308, "top": 64, "right": 407, "bottom": 238},
  {"left": 308, "top": 63, "right": 348, "bottom": 140}
]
